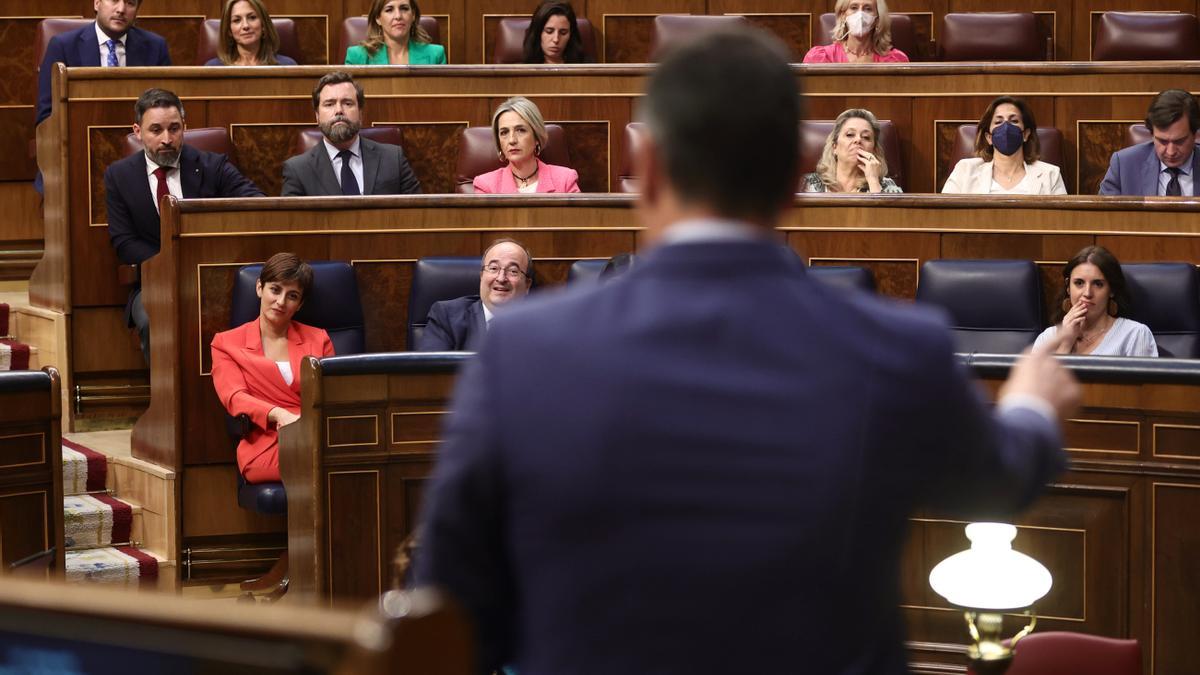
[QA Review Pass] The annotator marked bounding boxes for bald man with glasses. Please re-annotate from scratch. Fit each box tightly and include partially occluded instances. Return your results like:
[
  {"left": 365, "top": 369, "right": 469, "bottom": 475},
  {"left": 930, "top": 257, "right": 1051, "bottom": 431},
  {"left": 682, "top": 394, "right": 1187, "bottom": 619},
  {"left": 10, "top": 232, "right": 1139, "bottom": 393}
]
[{"left": 416, "top": 239, "right": 533, "bottom": 352}]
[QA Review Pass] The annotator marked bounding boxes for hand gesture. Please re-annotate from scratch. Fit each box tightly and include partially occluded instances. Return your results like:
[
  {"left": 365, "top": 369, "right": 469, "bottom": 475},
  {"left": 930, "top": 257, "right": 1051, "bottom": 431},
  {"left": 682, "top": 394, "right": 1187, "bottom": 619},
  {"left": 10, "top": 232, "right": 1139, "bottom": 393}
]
[
  {"left": 857, "top": 150, "right": 884, "bottom": 191},
  {"left": 1000, "top": 346, "right": 1080, "bottom": 422},
  {"left": 268, "top": 407, "right": 301, "bottom": 428},
  {"left": 1056, "top": 300, "right": 1088, "bottom": 353}
]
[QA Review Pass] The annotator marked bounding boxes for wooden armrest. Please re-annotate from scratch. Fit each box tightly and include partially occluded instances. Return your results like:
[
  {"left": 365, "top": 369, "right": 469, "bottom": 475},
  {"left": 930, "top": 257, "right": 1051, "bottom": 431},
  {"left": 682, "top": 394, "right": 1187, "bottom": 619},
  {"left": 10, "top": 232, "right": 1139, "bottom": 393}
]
[{"left": 117, "top": 264, "right": 140, "bottom": 286}]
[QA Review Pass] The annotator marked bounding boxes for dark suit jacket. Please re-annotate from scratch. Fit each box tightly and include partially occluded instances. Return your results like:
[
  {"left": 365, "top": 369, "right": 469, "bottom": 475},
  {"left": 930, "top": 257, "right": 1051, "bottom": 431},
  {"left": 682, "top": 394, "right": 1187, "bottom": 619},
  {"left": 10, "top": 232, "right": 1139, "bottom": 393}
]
[
  {"left": 1099, "top": 141, "right": 1200, "bottom": 195},
  {"left": 105, "top": 144, "right": 263, "bottom": 265},
  {"left": 416, "top": 296, "right": 486, "bottom": 352},
  {"left": 415, "top": 236, "right": 1064, "bottom": 675},
  {"left": 280, "top": 136, "right": 422, "bottom": 196},
  {"left": 37, "top": 23, "right": 171, "bottom": 126}
]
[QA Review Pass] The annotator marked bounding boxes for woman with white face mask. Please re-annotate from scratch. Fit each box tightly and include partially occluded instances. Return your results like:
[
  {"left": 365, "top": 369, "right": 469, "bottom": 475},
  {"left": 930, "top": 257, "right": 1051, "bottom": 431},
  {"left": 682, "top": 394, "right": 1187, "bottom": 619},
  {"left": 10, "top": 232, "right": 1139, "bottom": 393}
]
[
  {"left": 803, "top": 0, "right": 908, "bottom": 63},
  {"left": 942, "top": 95, "right": 1067, "bottom": 194}
]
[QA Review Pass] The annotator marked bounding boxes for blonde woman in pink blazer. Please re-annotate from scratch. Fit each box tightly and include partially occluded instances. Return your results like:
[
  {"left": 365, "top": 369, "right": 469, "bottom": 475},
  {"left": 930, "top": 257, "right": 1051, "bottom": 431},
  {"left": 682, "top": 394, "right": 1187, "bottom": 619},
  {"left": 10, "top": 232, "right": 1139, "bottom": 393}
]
[{"left": 473, "top": 96, "right": 581, "bottom": 194}]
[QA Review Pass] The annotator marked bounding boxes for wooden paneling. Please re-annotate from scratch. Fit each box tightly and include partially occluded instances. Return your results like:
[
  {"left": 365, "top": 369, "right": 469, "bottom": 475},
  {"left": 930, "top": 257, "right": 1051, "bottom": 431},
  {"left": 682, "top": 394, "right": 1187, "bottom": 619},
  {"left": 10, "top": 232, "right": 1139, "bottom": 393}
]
[
  {"left": 0, "top": 369, "right": 64, "bottom": 578},
  {"left": 1152, "top": 482, "right": 1200, "bottom": 675},
  {"left": 589, "top": 0, "right": 706, "bottom": 62}
]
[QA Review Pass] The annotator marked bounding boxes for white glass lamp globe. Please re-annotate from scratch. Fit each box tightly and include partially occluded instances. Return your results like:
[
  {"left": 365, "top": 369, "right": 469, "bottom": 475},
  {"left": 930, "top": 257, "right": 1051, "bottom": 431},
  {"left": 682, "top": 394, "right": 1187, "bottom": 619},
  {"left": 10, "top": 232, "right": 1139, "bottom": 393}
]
[{"left": 928, "top": 522, "right": 1052, "bottom": 611}]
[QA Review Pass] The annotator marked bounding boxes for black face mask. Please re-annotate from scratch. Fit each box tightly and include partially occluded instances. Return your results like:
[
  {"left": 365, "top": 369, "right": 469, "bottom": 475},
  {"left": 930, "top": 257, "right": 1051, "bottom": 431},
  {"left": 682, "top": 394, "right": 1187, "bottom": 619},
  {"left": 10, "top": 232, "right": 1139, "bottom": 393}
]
[{"left": 991, "top": 122, "right": 1025, "bottom": 157}]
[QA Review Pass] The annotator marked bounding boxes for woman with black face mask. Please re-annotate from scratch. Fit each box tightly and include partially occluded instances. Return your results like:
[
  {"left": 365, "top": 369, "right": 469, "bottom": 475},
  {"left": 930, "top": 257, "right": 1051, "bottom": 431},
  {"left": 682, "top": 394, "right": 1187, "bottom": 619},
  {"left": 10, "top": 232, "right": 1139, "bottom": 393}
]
[{"left": 942, "top": 95, "right": 1067, "bottom": 194}]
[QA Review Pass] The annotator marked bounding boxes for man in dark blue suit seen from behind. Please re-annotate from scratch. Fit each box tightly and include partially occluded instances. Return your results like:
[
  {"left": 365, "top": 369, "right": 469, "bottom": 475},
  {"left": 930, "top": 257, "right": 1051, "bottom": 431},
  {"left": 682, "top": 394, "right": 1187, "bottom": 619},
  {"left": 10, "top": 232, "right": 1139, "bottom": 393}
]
[
  {"left": 416, "top": 239, "right": 533, "bottom": 351},
  {"left": 1100, "top": 89, "right": 1200, "bottom": 196},
  {"left": 416, "top": 26, "right": 1080, "bottom": 675},
  {"left": 106, "top": 88, "right": 263, "bottom": 363}
]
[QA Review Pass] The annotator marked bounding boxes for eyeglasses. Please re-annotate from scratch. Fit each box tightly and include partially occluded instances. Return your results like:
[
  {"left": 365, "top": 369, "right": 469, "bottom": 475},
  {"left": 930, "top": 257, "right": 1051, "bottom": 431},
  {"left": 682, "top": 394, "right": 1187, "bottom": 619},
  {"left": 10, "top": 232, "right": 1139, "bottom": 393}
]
[{"left": 482, "top": 264, "right": 529, "bottom": 280}]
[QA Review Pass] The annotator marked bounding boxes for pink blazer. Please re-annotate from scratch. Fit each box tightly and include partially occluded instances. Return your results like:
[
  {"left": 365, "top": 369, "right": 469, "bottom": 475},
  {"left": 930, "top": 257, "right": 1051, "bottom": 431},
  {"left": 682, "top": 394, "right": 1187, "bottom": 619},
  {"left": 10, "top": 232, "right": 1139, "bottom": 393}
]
[
  {"left": 472, "top": 159, "right": 581, "bottom": 193},
  {"left": 802, "top": 42, "right": 909, "bottom": 63},
  {"left": 211, "top": 319, "right": 334, "bottom": 478}
]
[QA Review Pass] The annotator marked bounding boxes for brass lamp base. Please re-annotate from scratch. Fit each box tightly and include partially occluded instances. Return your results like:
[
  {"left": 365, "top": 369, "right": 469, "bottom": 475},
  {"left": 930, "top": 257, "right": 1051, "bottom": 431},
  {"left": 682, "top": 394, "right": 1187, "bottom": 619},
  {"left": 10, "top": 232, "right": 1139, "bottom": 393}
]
[{"left": 964, "top": 610, "right": 1037, "bottom": 675}]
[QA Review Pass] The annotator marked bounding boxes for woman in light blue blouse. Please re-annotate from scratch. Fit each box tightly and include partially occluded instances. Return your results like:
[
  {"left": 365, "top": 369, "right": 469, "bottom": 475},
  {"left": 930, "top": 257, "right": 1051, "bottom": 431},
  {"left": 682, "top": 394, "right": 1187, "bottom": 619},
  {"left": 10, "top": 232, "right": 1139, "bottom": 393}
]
[{"left": 345, "top": 0, "right": 446, "bottom": 65}]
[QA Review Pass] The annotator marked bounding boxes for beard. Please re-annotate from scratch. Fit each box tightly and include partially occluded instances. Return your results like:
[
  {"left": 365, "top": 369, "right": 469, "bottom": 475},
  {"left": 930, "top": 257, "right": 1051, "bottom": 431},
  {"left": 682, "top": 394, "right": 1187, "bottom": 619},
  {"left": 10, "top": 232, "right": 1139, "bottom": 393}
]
[
  {"left": 146, "top": 145, "right": 180, "bottom": 167},
  {"left": 320, "top": 115, "right": 361, "bottom": 144}
]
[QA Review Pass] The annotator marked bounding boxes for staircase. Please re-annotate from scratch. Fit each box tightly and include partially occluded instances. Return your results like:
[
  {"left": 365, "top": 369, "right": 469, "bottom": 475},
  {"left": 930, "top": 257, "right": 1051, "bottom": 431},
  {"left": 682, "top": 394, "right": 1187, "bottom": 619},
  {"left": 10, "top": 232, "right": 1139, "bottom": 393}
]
[{"left": 61, "top": 437, "right": 175, "bottom": 589}]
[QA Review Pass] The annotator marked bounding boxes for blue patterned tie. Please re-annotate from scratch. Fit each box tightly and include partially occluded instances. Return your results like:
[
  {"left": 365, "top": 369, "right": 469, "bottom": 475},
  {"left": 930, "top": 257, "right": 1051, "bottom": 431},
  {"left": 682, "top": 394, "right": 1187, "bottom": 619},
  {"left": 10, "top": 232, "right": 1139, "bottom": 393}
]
[
  {"left": 1166, "top": 167, "right": 1183, "bottom": 196},
  {"left": 105, "top": 39, "right": 119, "bottom": 67},
  {"left": 337, "top": 150, "right": 360, "bottom": 195}
]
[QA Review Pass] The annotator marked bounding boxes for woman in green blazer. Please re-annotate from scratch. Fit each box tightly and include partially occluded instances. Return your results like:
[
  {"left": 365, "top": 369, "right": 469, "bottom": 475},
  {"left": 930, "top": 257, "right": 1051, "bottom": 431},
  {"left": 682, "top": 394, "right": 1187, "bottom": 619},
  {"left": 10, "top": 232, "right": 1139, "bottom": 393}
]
[{"left": 345, "top": 0, "right": 447, "bottom": 65}]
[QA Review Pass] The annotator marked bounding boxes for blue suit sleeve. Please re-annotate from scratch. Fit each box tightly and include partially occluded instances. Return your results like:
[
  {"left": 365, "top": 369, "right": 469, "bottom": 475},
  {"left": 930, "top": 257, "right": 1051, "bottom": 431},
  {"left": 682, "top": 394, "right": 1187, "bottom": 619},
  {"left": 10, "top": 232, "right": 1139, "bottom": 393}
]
[
  {"left": 916, "top": 334, "right": 1065, "bottom": 518},
  {"left": 416, "top": 302, "right": 456, "bottom": 351},
  {"left": 413, "top": 352, "right": 514, "bottom": 673},
  {"left": 105, "top": 167, "right": 157, "bottom": 265},
  {"left": 36, "top": 36, "right": 68, "bottom": 126},
  {"left": 1099, "top": 150, "right": 1122, "bottom": 195},
  {"left": 214, "top": 155, "right": 264, "bottom": 197}
]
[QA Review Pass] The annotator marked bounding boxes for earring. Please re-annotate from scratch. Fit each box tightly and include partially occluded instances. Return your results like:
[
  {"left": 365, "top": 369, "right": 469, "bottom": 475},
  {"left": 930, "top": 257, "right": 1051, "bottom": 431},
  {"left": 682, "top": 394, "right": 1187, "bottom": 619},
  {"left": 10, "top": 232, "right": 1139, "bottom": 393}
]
[
  {"left": 1108, "top": 299, "right": 1118, "bottom": 316},
  {"left": 1061, "top": 298, "right": 1071, "bottom": 313},
  {"left": 535, "top": 143, "right": 542, "bottom": 157}
]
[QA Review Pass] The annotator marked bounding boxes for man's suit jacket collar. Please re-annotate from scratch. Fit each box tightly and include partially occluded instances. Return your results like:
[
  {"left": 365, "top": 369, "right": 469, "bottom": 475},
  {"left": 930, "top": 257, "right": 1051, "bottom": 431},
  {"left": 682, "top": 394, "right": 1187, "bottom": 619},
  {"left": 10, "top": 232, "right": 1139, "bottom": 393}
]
[
  {"left": 74, "top": 23, "right": 156, "bottom": 66},
  {"left": 1139, "top": 142, "right": 1200, "bottom": 196},
  {"left": 637, "top": 235, "right": 805, "bottom": 280},
  {"left": 310, "top": 135, "right": 381, "bottom": 194}
]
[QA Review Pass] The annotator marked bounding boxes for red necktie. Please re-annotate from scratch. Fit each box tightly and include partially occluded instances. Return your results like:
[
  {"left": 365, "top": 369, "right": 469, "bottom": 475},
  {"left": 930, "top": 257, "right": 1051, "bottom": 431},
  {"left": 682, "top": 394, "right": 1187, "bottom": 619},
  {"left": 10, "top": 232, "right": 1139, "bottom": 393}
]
[{"left": 153, "top": 166, "right": 169, "bottom": 210}]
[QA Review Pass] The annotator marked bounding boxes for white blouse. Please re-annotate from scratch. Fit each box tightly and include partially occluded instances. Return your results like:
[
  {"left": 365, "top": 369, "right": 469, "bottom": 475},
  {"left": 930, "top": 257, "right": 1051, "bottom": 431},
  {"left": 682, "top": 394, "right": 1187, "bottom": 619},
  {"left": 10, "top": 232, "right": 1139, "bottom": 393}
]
[
  {"left": 1033, "top": 317, "right": 1158, "bottom": 357},
  {"left": 276, "top": 360, "right": 294, "bottom": 385}
]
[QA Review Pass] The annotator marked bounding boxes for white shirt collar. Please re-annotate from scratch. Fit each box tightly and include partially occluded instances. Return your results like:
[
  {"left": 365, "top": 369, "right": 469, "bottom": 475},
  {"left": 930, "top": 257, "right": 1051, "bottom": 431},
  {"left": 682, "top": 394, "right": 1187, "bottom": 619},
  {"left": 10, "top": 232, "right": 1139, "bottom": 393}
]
[
  {"left": 481, "top": 302, "right": 494, "bottom": 325},
  {"left": 323, "top": 136, "right": 361, "bottom": 163},
  {"left": 1160, "top": 157, "right": 1194, "bottom": 176},
  {"left": 95, "top": 22, "right": 127, "bottom": 47},
  {"left": 659, "top": 218, "right": 774, "bottom": 245}
]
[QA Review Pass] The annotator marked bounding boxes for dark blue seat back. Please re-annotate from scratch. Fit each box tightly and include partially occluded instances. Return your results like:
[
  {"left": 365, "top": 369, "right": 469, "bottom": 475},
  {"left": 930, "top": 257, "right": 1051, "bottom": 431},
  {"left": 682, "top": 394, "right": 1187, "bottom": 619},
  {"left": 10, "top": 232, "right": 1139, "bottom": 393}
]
[
  {"left": 230, "top": 260, "right": 365, "bottom": 355},
  {"left": 568, "top": 259, "right": 608, "bottom": 284},
  {"left": 808, "top": 265, "right": 876, "bottom": 293},
  {"left": 1121, "top": 262, "right": 1200, "bottom": 358},
  {"left": 408, "top": 257, "right": 482, "bottom": 348},
  {"left": 237, "top": 473, "right": 287, "bottom": 514},
  {"left": 916, "top": 259, "right": 1043, "bottom": 354}
]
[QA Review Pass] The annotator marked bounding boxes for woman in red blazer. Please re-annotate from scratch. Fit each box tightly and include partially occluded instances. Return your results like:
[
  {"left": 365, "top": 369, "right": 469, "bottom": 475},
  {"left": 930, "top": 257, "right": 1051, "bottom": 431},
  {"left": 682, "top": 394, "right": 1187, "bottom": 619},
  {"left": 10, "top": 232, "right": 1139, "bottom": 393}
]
[
  {"left": 472, "top": 96, "right": 581, "bottom": 194},
  {"left": 211, "top": 253, "right": 334, "bottom": 483}
]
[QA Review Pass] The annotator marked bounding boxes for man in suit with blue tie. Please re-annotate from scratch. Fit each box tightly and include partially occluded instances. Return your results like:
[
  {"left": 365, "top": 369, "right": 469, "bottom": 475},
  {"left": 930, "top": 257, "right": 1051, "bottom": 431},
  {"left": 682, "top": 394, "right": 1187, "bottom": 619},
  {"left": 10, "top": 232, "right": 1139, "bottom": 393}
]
[
  {"left": 37, "top": 0, "right": 171, "bottom": 125},
  {"left": 105, "top": 88, "right": 262, "bottom": 363},
  {"left": 415, "top": 26, "right": 1080, "bottom": 675},
  {"left": 1100, "top": 89, "right": 1200, "bottom": 196}
]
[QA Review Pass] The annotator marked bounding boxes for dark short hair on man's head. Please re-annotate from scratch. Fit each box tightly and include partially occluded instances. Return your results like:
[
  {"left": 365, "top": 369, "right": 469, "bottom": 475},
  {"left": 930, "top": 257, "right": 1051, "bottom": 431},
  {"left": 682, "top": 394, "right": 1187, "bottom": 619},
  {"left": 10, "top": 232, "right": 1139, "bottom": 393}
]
[
  {"left": 1145, "top": 89, "right": 1200, "bottom": 134},
  {"left": 311, "top": 71, "right": 365, "bottom": 110},
  {"left": 134, "top": 88, "right": 184, "bottom": 125},
  {"left": 258, "top": 252, "right": 314, "bottom": 301},
  {"left": 638, "top": 27, "right": 800, "bottom": 223}
]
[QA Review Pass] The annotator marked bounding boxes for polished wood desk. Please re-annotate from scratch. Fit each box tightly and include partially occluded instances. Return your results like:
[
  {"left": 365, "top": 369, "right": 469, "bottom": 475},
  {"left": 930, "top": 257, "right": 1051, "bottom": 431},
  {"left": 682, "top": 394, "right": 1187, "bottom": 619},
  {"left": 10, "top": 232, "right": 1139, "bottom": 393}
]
[
  {"left": 281, "top": 351, "right": 1200, "bottom": 675},
  {"left": 0, "top": 368, "right": 63, "bottom": 578},
  {"left": 31, "top": 63, "right": 1200, "bottom": 429}
]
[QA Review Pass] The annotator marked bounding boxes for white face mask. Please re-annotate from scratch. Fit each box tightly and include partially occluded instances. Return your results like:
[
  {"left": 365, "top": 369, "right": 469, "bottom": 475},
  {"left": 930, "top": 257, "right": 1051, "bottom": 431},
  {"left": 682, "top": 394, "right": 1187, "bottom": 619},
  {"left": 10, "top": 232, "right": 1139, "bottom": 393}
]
[{"left": 846, "top": 10, "right": 876, "bottom": 39}]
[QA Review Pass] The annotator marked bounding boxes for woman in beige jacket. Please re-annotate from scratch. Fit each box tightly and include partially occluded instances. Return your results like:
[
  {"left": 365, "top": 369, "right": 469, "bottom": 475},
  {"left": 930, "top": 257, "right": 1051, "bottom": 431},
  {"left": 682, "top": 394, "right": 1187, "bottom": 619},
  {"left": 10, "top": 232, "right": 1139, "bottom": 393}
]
[{"left": 942, "top": 96, "right": 1067, "bottom": 195}]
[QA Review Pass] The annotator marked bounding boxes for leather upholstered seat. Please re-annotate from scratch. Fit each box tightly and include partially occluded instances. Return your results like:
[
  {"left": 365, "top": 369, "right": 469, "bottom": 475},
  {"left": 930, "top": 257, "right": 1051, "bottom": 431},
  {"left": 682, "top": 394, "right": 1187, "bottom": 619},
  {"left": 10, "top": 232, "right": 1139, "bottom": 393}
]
[
  {"left": 915, "top": 259, "right": 1044, "bottom": 353},
  {"left": 1005, "top": 631, "right": 1140, "bottom": 675},
  {"left": 195, "top": 17, "right": 300, "bottom": 65},
  {"left": 493, "top": 16, "right": 597, "bottom": 63},
  {"left": 617, "top": 123, "right": 647, "bottom": 193},
  {"left": 808, "top": 265, "right": 876, "bottom": 293},
  {"left": 408, "top": 257, "right": 482, "bottom": 347},
  {"left": 649, "top": 14, "right": 748, "bottom": 61},
  {"left": 454, "top": 125, "right": 570, "bottom": 193},
  {"left": 568, "top": 259, "right": 608, "bottom": 284},
  {"left": 938, "top": 13, "right": 1048, "bottom": 61},
  {"left": 1093, "top": 12, "right": 1200, "bottom": 61},
  {"left": 1121, "top": 262, "right": 1200, "bottom": 357},
  {"left": 814, "top": 13, "right": 918, "bottom": 60}
]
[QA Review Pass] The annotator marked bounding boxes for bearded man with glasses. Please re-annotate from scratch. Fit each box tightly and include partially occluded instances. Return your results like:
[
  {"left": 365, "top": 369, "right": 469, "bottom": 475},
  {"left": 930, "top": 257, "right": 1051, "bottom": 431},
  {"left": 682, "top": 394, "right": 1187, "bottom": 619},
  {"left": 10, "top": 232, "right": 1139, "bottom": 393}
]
[{"left": 416, "top": 239, "right": 533, "bottom": 351}]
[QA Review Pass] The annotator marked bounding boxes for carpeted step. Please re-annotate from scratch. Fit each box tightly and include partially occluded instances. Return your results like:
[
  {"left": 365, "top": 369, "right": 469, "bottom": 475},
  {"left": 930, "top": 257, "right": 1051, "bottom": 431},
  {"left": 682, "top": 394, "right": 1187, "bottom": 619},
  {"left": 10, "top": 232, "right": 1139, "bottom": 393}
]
[
  {"left": 62, "top": 438, "right": 108, "bottom": 496},
  {"left": 64, "top": 494, "right": 137, "bottom": 549},
  {"left": 65, "top": 546, "right": 159, "bottom": 588}
]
